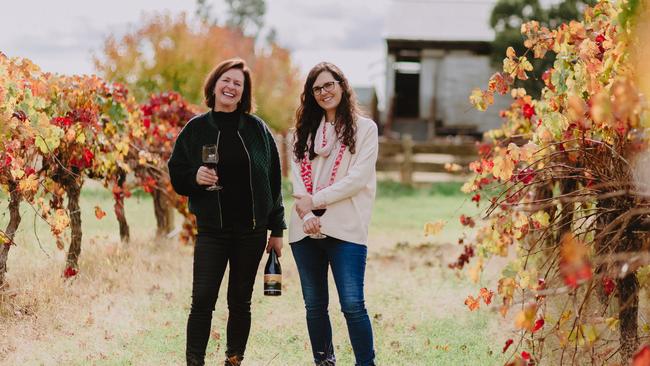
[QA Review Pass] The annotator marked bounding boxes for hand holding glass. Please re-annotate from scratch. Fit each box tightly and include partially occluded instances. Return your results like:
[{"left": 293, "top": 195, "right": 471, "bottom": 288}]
[
  {"left": 201, "top": 145, "right": 222, "bottom": 191},
  {"left": 309, "top": 208, "right": 327, "bottom": 239}
]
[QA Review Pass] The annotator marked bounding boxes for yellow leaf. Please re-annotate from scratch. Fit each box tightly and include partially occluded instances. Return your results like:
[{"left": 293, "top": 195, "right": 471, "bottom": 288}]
[
  {"left": 424, "top": 220, "right": 445, "bottom": 236},
  {"left": 579, "top": 324, "right": 598, "bottom": 345},
  {"left": 468, "top": 257, "right": 484, "bottom": 284},
  {"left": 606, "top": 317, "right": 619, "bottom": 331},
  {"left": 514, "top": 303, "right": 538, "bottom": 331},
  {"left": 492, "top": 154, "right": 515, "bottom": 181},
  {"left": 18, "top": 174, "right": 38, "bottom": 193},
  {"left": 532, "top": 211, "right": 550, "bottom": 228},
  {"left": 76, "top": 131, "right": 86, "bottom": 144},
  {"left": 10, "top": 168, "right": 25, "bottom": 180},
  {"left": 51, "top": 209, "right": 70, "bottom": 235},
  {"left": 519, "top": 142, "right": 539, "bottom": 163},
  {"left": 507, "top": 143, "right": 521, "bottom": 161},
  {"left": 506, "top": 46, "right": 516, "bottom": 59},
  {"left": 444, "top": 163, "right": 462, "bottom": 172},
  {"left": 469, "top": 88, "right": 493, "bottom": 111}
]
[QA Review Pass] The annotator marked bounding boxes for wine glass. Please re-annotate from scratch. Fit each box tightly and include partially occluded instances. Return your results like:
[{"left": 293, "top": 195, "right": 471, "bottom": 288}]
[
  {"left": 202, "top": 144, "right": 222, "bottom": 191},
  {"left": 309, "top": 208, "right": 327, "bottom": 239}
]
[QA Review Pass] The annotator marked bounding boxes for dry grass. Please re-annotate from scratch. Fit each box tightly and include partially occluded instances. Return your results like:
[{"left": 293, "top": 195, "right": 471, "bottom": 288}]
[{"left": 0, "top": 183, "right": 507, "bottom": 365}]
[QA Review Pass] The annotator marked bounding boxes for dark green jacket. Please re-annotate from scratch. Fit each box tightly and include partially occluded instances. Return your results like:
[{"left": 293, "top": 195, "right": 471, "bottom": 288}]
[{"left": 168, "top": 111, "right": 286, "bottom": 237}]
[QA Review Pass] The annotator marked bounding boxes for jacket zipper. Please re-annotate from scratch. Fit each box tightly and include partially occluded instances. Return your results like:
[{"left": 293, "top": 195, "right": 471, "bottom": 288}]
[
  {"left": 237, "top": 131, "right": 256, "bottom": 229},
  {"left": 216, "top": 131, "right": 223, "bottom": 228}
]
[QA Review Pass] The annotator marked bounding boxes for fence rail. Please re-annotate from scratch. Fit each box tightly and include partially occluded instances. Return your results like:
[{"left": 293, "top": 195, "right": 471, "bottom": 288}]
[
  {"left": 276, "top": 133, "right": 479, "bottom": 185},
  {"left": 377, "top": 135, "right": 478, "bottom": 185}
]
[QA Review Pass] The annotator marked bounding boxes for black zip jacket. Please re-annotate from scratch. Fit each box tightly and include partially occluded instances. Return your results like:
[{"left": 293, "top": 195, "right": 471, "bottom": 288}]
[{"left": 167, "top": 110, "right": 286, "bottom": 237}]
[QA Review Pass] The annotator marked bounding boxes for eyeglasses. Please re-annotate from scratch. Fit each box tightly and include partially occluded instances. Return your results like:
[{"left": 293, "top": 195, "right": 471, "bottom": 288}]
[{"left": 312, "top": 81, "right": 339, "bottom": 96}]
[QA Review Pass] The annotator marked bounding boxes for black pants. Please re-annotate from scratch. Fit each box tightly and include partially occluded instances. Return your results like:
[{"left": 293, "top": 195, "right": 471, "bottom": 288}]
[{"left": 186, "top": 228, "right": 267, "bottom": 366}]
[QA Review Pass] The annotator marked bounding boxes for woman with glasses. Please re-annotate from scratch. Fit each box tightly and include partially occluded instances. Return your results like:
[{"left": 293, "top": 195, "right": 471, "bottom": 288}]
[
  {"left": 168, "top": 58, "right": 285, "bottom": 366},
  {"left": 290, "top": 62, "right": 379, "bottom": 366}
]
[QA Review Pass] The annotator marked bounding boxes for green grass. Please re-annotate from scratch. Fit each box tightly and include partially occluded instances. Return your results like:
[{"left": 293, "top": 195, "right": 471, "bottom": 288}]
[{"left": 1, "top": 179, "right": 504, "bottom": 365}]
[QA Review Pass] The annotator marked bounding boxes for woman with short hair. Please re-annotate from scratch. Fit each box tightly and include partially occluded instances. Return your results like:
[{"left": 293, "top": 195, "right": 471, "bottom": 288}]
[{"left": 168, "top": 58, "right": 285, "bottom": 366}]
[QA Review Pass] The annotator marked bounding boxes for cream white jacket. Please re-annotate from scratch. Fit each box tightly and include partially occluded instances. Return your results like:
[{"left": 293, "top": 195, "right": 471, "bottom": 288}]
[{"left": 289, "top": 116, "right": 378, "bottom": 245}]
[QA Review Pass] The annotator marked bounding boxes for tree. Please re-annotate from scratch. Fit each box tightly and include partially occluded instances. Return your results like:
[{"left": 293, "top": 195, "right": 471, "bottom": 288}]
[
  {"left": 195, "top": 0, "right": 217, "bottom": 26},
  {"left": 93, "top": 12, "right": 301, "bottom": 131},
  {"left": 490, "top": 0, "right": 597, "bottom": 97},
  {"left": 225, "top": 0, "right": 266, "bottom": 37}
]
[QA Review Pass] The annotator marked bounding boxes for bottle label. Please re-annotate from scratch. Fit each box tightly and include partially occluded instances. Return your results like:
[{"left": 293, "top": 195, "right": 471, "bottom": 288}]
[
  {"left": 264, "top": 274, "right": 282, "bottom": 286},
  {"left": 264, "top": 274, "right": 281, "bottom": 295}
]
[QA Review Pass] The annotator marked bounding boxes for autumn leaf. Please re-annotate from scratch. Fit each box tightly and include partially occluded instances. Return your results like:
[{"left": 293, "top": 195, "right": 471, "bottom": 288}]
[
  {"left": 469, "top": 88, "right": 494, "bottom": 111},
  {"left": 633, "top": 345, "right": 650, "bottom": 366},
  {"left": 503, "top": 339, "right": 514, "bottom": 353},
  {"left": 94, "top": 206, "right": 107, "bottom": 220},
  {"left": 479, "top": 287, "right": 494, "bottom": 305},
  {"left": 603, "top": 277, "right": 616, "bottom": 296},
  {"left": 514, "top": 303, "right": 538, "bottom": 331},
  {"left": 559, "top": 234, "right": 593, "bottom": 289},
  {"left": 468, "top": 257, "right": 483, "bottom": 283},
  {"left": 18, "top": 174, "right": 39, "bottom": 194},
  {"left": 488, "top": 72, "right": 513, "bottom": 95},
  {"left": 63, "top": 266, "right": 78, "bottom": 278},
  {"left": 51, "top": 209, "right": 70, "bottom": 236},
  {"left": 464, "top": 295, "right": 480, "bottom": 311},
  {"left": 424, "top": 220, "right": 445, "bottom": 236},
  {"left": 533, "top": 317, "right": 545, "bottom": 332},
  {"left": 492, "top": 153, "right": 515, "bottom": 181},
  {"left": 531, "top": 211, "right": 550, "bottom": 228},
  {"left": 444, "top": 163, "right": 462, "bottom": 172}
]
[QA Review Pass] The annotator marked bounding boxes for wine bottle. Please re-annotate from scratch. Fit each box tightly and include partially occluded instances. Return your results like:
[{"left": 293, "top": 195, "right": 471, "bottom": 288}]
[{"left": 264, "top": 249, "right": 282, "bottom": 296}]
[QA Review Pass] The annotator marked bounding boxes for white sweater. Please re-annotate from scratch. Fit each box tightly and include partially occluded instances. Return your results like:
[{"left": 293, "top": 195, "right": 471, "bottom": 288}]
[{"left": 289, "top": 116, "right": 378, "bottom": 245}]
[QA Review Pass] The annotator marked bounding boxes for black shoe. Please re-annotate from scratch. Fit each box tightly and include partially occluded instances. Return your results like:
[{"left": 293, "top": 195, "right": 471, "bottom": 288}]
[
  {"left": 187, "top": 354, "right": 204, "bottom": 366},
  {"left": 224, "top": 354, "right": 243, "bottom": 366},
  {"left": 315, "top": 360, "right": 335, "bottom": 366}
]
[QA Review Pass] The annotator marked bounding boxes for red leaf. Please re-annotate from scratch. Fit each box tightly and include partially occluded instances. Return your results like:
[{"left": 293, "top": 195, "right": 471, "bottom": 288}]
[
  {"left": 83, "top": 148, "right": 94, "bottom": 165},
  {"left": 523, "top": 103, "right": 535, "bottom": 119},
  {"left": 471, "top": 194, "right": 481, "bottom": 203},
  {"left": 516, "top": 168, "right": 535, "bottom": 185},
  {"left": 521, "top": 351, "right": 531, "bottom": 360},
  {"left": 603, "top": 277, "right": 616, "bottom": 296},
  {"left": 460, "top": 215, "right": 476, "bottom": 228},
  {"left": 503, "top": 339, "right": 514, "bottom": 353},
  {"left": 633, "top": 345, "right": 650, "bottom": 366},
  {"left": 533, "top": 318, "right": 545, "bottom": 332},
  {"left": 63, "top": 267, "right": 78, "bottom": 278}
]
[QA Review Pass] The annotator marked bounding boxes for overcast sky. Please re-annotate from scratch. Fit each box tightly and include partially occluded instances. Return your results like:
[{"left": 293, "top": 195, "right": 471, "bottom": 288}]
[{"left": 0, "top": 0, "right": 389, "bottom": 96}]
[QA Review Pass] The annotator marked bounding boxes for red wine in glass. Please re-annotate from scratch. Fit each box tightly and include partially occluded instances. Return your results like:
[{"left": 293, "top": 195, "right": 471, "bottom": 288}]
[
  {"left": 202, "top": 144, "right": 222, "bottom": 191},
  {"left": 310, "top": 208, "right": 327, "bottom": 239}
]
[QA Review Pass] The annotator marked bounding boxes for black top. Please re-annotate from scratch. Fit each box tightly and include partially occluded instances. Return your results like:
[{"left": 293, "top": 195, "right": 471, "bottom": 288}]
[
  {"left": 213, "top": 110, "right": 253, "bottom": 230},
  {"left": 167, "top": 110, "right": 286, "bottom": 237}
]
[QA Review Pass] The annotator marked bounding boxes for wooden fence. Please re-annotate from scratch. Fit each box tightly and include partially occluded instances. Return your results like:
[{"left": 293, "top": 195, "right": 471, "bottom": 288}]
[
  {"left": 275, "top": 133, "right": 479, "bottom": 185},
  {"left": 376, "top": 135, "right": 478, "bottom": 185}
]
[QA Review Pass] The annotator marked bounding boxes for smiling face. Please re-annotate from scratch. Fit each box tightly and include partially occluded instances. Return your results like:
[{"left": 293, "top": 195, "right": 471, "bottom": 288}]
[
  {"left": 213, "top": 68, "right": 245, "bottom": 112},
  {"left": 312, "top": 71, "right": 342, "bottom": 120}
]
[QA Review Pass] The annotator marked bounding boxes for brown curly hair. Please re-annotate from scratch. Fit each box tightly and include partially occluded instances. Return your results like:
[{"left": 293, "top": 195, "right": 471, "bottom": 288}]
[{"left": 293, "top": 62, "right": 361, "bottom": 161}]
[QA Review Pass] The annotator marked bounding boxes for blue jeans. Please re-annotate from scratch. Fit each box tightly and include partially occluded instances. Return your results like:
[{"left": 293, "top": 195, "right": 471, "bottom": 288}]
[{"left": 291, "top": 237, "right": 376, "bottom": 366}]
